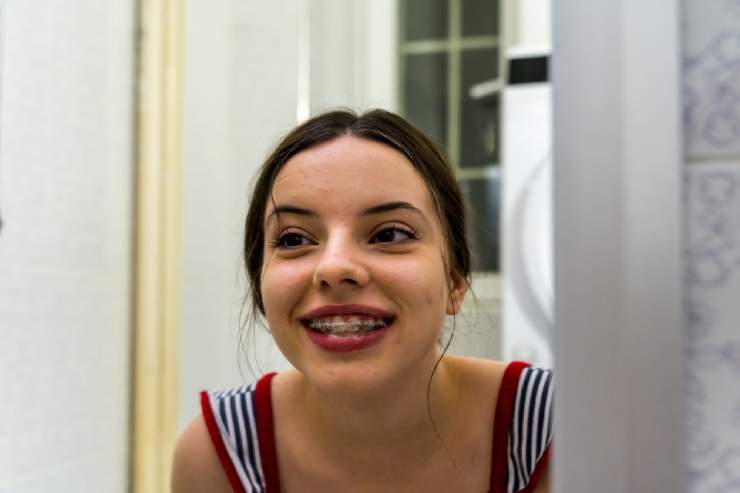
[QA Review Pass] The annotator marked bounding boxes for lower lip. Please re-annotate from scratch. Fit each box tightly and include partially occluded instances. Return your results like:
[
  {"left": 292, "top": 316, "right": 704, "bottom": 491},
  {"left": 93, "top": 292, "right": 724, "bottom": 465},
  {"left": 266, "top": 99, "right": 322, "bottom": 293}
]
[{"left": 305, "top": 323, "right": 391, "bottom": 353}]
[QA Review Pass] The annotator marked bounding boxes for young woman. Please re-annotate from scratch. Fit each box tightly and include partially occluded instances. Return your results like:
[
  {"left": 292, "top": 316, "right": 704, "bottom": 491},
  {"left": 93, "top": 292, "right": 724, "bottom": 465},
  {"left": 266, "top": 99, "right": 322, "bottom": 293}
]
[{"left": 172, "top": 110, "right": 552, "bottom": 493}]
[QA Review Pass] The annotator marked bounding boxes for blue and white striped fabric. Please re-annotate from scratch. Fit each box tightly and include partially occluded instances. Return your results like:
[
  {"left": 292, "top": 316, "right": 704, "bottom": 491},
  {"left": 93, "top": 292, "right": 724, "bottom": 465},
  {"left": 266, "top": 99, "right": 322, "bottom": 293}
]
[
  {"left": 206, "top": 383, "right": 266, "bottom": 493},
  {"left": 507, "top": 367, "right": 554, "bottom": 493}
]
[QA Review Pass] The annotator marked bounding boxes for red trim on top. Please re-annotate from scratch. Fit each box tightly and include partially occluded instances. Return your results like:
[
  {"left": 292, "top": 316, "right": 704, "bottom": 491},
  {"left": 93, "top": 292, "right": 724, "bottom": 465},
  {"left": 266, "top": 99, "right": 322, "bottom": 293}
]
[
  {"left": 255, "top": 372, "right": 281, "bottom": 493},
  {"left": 517, "top": 446, "right": 551, "bottom": 493},
  {"left": 489, "top": 361, "right": 530, "bottom": 493},
  {"left": 200, "top": 391, "right": 247, "bottom": 493}
]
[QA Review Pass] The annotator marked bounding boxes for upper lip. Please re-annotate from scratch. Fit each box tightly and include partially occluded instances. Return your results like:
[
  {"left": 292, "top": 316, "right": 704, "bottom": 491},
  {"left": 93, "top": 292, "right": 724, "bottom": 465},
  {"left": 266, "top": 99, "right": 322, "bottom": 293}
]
[{"left": 299, "top": 304, "right": 395, "bottom": 320}]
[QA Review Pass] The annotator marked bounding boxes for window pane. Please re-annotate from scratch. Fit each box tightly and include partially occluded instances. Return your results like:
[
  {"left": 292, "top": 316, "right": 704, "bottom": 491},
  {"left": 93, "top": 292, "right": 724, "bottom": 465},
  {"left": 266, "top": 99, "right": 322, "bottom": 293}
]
[
  {"left": 462, "top": 0, "right": 499, "bottom": 37},
  {"left": 402, "top": 0, "right": 449, "bottom": 41},
  {"left": 461, "top": 173, "right": 501, "bottom": 271},
  {"left": 403, "top": 53, "right": 448, "bottom": 148},
  {"left": 460, "top": 48, "right": 500, "bottom": 167}
]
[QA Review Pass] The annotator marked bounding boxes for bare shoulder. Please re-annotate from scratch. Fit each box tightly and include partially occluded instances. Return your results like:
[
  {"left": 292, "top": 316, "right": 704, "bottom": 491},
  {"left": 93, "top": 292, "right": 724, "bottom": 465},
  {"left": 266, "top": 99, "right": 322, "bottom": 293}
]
[
  {"left": 171, "top": 414, "right": 232, "bottom": 493},
  {"left": 442, "top": 355, "right": 510, "bottom": 427},
  {"left": 445, "top": 355, "right": 508, "bottom": 396}
]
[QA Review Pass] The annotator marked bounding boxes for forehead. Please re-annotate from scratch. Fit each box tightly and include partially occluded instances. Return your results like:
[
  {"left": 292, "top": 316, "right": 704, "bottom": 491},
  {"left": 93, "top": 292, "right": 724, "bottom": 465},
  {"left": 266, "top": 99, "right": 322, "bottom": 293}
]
[{"left": 267, "top": 135, "right": 438, "bottom": 218}]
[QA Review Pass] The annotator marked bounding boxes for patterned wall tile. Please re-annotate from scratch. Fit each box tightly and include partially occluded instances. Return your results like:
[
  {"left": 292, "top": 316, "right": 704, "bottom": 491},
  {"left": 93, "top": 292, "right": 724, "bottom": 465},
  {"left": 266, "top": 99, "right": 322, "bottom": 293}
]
[
  {"left": 685, "top": 163, "right": 740, "bottom": 492},
  {"left": 683, "top": 0, "right": 740, "bottom": 159}
]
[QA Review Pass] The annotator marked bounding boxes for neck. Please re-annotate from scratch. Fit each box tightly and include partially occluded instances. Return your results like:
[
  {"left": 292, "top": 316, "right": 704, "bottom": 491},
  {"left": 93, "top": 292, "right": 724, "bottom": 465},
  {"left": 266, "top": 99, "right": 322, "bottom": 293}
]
[{"left": 298, "top": 354, "right": 460, "bottom": 461}]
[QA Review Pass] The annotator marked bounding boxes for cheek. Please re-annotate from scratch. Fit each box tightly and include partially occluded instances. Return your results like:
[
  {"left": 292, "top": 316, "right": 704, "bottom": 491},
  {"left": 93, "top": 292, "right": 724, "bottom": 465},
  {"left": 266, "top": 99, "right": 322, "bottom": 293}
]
[
  {"left": 379, "top": 257, "right": 448, "bottom": 311},
  {"left": 260, "top": 259, "right": 313, "bottom": 318}
]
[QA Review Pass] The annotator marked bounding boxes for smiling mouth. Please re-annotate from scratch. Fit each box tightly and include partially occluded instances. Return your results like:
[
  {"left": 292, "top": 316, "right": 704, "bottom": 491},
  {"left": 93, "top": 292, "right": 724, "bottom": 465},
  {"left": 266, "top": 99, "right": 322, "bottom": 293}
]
[{"left": 301, "top": 315, "right": 395, "bottom": 336}]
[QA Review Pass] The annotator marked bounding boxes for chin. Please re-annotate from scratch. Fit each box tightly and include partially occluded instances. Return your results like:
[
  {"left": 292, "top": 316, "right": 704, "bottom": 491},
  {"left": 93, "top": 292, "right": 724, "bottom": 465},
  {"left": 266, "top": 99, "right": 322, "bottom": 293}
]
[{"left": 301, "top": 360, "right": 397, "bottom": 395}]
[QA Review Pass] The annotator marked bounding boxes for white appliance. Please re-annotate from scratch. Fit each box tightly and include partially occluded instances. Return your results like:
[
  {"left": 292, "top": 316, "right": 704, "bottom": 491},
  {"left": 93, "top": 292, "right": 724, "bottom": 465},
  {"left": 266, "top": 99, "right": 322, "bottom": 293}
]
[{"left": 500, "top": 47, "right": 553, "bottom": 368}]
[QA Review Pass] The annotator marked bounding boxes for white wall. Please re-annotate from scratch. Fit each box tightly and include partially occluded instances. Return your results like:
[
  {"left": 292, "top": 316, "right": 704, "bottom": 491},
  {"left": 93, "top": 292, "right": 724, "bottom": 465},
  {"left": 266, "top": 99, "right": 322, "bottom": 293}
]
[
  {"left": 0, "top": 2, "right": 135, "bottom": 492},
  {"left": 552, "top": 0, "right": 684, "bottom": 491},
  {"left": 179, "top": 0, "right": 301, "bottom": 431},
  {"left": 309, "top": 0, "right": 398, "bottom": 114},
  {"left": 505, "top": 0, "right": 551, "bottom": 51}
]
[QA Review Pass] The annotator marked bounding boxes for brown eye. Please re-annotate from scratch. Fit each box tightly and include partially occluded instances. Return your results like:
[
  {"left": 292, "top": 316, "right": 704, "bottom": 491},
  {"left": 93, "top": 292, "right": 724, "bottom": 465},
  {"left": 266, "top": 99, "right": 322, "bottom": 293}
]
[
  {"left": 371, "top": 226, "right": 416, "bottom": 244},
  {"left": 277, "top": 232, "right": 311, "bottom": 248}
]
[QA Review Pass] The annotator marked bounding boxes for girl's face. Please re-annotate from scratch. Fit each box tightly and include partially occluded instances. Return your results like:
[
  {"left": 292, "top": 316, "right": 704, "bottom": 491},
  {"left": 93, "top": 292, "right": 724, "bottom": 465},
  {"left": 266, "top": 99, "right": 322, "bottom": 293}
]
[{"left": 260, "top": 135, "right": 464, "bottom": 392}]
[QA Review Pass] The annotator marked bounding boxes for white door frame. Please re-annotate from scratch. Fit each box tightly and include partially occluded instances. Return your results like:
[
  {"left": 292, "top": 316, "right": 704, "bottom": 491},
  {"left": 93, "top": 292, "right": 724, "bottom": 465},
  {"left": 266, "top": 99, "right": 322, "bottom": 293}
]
[{"left": 552, "top": 1, "right": 685, "bottom": 491}]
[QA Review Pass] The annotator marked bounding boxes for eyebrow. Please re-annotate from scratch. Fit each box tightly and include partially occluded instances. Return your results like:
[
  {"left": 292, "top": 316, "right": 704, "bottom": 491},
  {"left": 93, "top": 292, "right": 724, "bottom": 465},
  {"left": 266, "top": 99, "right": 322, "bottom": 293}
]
[
  {"left": 265, "top": 201, "right": 429, "bottom": 225},
  {"left": 362, "top": 201, "right": 426, "bottom": 218}
]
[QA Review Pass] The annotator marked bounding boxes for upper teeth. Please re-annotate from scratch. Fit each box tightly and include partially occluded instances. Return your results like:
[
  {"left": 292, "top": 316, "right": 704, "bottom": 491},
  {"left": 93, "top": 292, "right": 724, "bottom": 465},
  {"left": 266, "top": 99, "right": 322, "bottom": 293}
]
[{"left": 308, "top": 315, "right": 387, "bottom": 333}]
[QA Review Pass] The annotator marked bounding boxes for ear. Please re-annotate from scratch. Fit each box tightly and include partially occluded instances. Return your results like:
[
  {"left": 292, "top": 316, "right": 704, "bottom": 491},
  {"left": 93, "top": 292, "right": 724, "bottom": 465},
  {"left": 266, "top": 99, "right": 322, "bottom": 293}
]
[{"left": 445, "top": 273, "right": 467, "bottom": 315}]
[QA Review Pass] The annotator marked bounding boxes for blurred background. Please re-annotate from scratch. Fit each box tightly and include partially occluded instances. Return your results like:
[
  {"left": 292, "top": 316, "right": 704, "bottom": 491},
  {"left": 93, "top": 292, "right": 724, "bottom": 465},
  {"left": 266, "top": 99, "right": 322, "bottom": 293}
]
[
  {"left": 3, "top": 0, "right": 738, "bottom": 492},
  {"left": 0, "top": 1, "right": 554, "bottom": 491},
  {"left": 5, "top": 0, "right": 740, "bottom": 493}
]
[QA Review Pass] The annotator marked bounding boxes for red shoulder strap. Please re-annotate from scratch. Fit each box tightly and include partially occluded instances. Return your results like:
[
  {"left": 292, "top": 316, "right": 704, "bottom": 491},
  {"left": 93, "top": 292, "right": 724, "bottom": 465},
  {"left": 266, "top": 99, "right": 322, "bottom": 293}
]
[
  {"left": 255, "top": 372, "right": 281, "bottom": 493},
  {"left": 489, "top": 361, "right": 530, "bottom": 493},
  {"left": 200, "top": 391, "right": 247, "bottom": 493},
  {"left": 518, "top": 448, "right": 551, "bottom": 493}
]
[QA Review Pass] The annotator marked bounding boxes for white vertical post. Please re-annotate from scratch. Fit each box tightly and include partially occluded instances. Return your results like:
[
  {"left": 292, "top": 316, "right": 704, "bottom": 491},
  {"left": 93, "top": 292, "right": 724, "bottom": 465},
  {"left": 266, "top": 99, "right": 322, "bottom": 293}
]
[
  {"left": 133, "top": 0, "right": 184, "bottom": 491},
  {"left": 296, "top": 0, "right": 310, "bottom": 122},
  {"left": 552, "top": 1, "right": 685, "bottom": 491}
]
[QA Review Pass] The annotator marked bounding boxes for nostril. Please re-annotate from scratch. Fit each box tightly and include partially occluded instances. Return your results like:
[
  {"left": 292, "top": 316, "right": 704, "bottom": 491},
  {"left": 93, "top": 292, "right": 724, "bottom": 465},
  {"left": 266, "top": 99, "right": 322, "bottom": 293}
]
[{"left": 313, "top": 258, "right": 369, "bottom": 288}]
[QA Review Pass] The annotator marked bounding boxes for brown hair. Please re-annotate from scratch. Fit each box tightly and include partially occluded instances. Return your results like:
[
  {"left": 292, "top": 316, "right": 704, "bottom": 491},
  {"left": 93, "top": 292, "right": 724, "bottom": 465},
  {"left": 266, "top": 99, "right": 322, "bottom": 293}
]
[{"left": 243, "top": 108, "right": 470, "bottom": 316}]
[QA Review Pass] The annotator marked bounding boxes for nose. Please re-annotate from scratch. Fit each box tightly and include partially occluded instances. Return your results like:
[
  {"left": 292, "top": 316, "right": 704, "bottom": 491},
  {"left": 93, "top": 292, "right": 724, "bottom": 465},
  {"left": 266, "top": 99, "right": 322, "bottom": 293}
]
[{"left": 312, "top": 238, "right": 370, "bottom": 290}]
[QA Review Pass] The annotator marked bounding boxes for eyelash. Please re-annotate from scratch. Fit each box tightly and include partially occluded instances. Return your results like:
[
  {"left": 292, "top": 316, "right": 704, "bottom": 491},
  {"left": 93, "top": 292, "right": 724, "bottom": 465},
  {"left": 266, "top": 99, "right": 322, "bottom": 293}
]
[
  {"left": 369, "top": 225, "right": 419, "bottom": 244},
  {"left": 269, "top": 225, "right": 419, "bottom": 249},
  {"left": 268, "top": 231, "right": 312, "bottom": 249}
]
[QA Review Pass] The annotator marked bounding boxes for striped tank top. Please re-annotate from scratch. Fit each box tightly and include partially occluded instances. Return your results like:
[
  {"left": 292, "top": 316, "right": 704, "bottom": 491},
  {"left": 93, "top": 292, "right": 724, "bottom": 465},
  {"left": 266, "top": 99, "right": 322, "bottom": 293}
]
[{"left": 200, "top": 361, "right": 553, "bottom": 493}]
